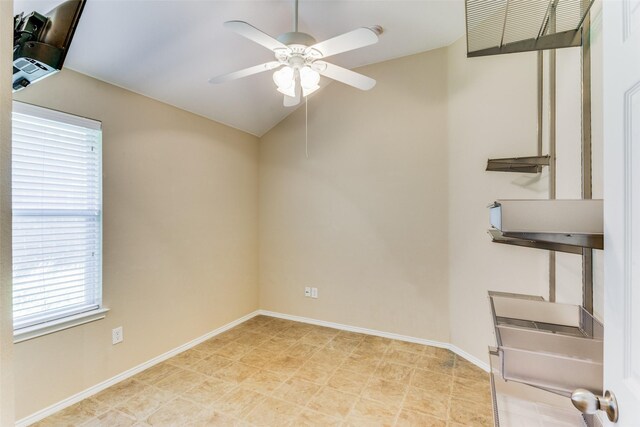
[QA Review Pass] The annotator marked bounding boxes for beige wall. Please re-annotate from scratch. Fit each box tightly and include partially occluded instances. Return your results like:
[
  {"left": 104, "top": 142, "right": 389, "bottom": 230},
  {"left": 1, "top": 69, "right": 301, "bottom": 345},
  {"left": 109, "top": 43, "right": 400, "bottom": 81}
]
[
  {"left": 1, "top": 1, "right": 15, "bottom": 425},
  {"left": 259, "top": 49, "right": 450, "bottom": 342},
  {"left": 13, "top": 69, "right": 259, "bottom": 419}
]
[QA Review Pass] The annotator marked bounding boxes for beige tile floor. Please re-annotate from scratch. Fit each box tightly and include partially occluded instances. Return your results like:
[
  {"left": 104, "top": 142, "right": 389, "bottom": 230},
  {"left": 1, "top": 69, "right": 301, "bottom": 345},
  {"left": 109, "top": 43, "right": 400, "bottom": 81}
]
[{"left": 34, "top": 316, "right": 493, "bottom": 426}]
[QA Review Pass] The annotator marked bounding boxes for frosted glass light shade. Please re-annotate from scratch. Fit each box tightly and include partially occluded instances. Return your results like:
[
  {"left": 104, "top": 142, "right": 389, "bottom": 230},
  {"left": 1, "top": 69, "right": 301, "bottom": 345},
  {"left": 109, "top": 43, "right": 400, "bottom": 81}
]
[
  {"left": 302, "top": 85, "right": 319, "bottom": 97},
  {"left": 277, "top": 85, "right": 296, "bottom": 97},
  {"left": 300, "top": 66, "right": 320, "bottom": 89},
  {"left": 299, "top": 66, "right": 320, "bottom": 97},
  {"left": 273, "top": 66, "right": 294, "bottom": 90}
]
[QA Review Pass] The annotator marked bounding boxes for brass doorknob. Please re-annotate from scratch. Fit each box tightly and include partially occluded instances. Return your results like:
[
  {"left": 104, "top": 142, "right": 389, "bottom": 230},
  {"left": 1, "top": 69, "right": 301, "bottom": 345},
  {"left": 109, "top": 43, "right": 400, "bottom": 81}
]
[{"left": 571, "top": 389, "right": 619, "bottom": 423}]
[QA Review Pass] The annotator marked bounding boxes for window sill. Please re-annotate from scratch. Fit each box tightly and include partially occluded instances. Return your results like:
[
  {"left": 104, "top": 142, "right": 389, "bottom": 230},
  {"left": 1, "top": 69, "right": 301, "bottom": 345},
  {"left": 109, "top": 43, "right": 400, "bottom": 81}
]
[{"left": 14, "top": 308, "right": 110, "bottom": 343}]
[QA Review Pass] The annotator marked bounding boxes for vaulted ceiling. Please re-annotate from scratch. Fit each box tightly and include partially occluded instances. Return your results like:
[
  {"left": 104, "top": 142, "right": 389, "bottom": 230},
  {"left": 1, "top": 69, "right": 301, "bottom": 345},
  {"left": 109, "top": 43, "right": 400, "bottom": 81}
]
[{"left": 14, "top": 0, "right": 465, "bottom": 136}]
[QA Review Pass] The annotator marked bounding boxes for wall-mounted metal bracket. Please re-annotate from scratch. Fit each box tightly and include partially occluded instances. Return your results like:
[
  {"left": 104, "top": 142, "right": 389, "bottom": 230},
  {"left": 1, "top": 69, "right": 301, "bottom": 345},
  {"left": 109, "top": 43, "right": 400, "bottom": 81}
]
[
  {"left": 485, "top": 50, "right": 547, "bottom": 174},
  {"left": 467, "top": 29, "right": 582, "bottom": 58},
  {"left": 501, "top": 231, "right": 603, "bottom": 250},
  {"left": 488, "top": 229, "right": 583, "bottom": 254},
  {"left": 486, "top": 155, "right": 550, "bottom": 173}
]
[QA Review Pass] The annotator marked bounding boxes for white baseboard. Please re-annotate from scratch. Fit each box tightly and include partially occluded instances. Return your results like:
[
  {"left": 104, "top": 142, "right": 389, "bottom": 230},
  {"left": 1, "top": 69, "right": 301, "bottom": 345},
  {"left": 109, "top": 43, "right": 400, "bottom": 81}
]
[
  {"left": 259, "top": 310, "right": 490, "bottom": 373},
  {"left": 16, "top": 310, "right": 261, "bottom": 427},
  {"left": 449, "top": 343, "right": 490, "bottom": 372},
  {"left": 18, "top": 309, "right": 490, "bottom": 426}
]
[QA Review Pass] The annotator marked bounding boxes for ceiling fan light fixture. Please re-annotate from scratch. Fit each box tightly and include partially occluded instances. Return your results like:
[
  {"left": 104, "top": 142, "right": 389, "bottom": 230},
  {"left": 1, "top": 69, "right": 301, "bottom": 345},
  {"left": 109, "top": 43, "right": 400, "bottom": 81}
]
[
  {"left": 209, "top": 0, "right": 380, "bottom": 107},
  {"left": 273, "top": 66, "right": 295, "bottom": 91},
  {"left": 277, "top": 85, "right": 297, "bottom": 98},
  {"left": 300, "top": 66, "right": 320, "bottom": 97},
  {"left": 300, "top": 66, "right": 320, "bottom": 88},
  {"left": 302, "top": 85, "right": 319, "bottom": 97}
]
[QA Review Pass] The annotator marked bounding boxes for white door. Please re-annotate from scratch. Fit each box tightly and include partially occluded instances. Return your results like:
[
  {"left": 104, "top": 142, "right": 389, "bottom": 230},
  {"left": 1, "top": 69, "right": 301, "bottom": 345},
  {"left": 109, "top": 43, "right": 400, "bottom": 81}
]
[{"left": 602, "top": 0, "right": 640, "bottom": 425}]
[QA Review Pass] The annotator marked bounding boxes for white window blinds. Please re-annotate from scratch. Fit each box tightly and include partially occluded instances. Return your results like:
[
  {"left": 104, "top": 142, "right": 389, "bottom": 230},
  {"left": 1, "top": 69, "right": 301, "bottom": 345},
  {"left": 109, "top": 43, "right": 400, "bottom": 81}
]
[{"left": 12, "top": 102, "right": 103, "bottom": 331}]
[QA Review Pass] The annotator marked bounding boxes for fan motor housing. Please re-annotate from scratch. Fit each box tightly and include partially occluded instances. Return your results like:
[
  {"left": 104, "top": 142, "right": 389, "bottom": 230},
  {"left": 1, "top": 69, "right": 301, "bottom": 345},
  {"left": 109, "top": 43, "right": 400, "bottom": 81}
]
[{"left": 277, "top": 31, "right": 316, "bottom": 47}]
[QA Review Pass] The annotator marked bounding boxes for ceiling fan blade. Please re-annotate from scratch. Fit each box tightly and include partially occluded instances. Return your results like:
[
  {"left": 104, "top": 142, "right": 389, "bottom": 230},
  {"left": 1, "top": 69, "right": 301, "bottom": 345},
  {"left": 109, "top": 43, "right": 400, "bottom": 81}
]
[
  {"left": 314, "top": 61, "right": 376, "bottom": 91},
  {"left": 305, "top": 27, "right": 379, "bottom": 59},
  {"left": 224, "top": 20, "right": 289, "bottom": 52},
  {"left": 208, "top": 61, "right": 281, "bottom": 84}
]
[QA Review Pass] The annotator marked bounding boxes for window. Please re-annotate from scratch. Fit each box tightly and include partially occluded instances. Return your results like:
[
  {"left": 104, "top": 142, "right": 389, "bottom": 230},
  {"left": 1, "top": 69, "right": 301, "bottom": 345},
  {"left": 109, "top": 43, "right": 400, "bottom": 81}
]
[{"left": 12, "top": 102, "right": 103, "bottom": 334}]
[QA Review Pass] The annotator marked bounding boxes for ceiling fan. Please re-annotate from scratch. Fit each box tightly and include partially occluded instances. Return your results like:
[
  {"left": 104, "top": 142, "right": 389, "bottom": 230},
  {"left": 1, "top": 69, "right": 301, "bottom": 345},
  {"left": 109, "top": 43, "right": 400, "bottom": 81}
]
[{"left": 208, "top": 0, "right": 382, "bottom": 107}]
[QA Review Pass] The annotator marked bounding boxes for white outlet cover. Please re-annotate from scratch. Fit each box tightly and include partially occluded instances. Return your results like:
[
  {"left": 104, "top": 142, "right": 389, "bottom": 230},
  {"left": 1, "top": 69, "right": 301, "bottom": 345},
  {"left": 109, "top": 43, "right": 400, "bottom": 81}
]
[
  {"left": 311, "top": 288, "right": 318, "bottom": 298},
  {"left": 112, "top": 326, "right": 123, "bottom": 344},
  {"left": 304, "top": 287, "right": 311, "bottom": 297}
]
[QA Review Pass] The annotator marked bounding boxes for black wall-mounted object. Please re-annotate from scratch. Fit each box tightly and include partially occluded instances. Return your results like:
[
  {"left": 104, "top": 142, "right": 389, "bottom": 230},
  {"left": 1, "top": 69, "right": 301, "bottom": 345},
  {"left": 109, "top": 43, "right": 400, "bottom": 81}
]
[{"left": 13, "top": 0, "right": 86, "bottom": 92}]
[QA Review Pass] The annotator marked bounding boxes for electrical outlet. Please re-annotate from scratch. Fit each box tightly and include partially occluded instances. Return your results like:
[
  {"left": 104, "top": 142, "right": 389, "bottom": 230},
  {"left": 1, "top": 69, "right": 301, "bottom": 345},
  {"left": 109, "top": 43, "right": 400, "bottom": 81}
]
[
  {"left": 304, "top": 287, "right": 311, "bottom": 297},
  {"left": 112, "top": 326, "right": 123, "bottom": 345},
  {"left": 311, "top": 287, "right": 318, "bottom": 298}
]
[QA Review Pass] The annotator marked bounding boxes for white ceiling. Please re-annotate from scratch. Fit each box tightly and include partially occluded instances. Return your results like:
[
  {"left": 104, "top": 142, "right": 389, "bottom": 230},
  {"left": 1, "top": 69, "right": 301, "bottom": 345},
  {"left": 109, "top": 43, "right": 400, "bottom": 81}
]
[{"left": 14, "top": 0, "right": 465, "bottom": 136}]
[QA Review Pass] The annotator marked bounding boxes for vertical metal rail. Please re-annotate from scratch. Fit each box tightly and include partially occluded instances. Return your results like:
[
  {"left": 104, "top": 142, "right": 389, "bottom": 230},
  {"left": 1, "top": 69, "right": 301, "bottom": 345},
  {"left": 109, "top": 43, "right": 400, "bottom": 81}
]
[
  {"left": 581, "top": 12, "right": 594, "bottom": 314},
  {"left": 548, "top": 3, "right": 557, "bottom": 302},
  {"left": 537, "top": 51, "right": 544, "bottom": 157},
  {"left": 499, "top": 0, "right": 511, "bottom": 48},
  {"left": 464, "top": 1, "right": 470, "bottom": 55}
]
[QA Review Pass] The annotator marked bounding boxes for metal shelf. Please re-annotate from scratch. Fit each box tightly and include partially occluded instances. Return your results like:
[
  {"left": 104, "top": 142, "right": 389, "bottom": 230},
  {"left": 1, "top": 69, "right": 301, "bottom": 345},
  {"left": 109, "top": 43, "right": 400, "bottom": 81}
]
[
  {"left": 489, "top": 347, "right": 587, "bottom": 426},
  {"left": 489, "top": 292, "right": 603, "bottom": 397},
  {"left": 486, "top": 155, "right": 550, "bottom": 173},
  {"left": 465, "top": 0, "right": 594, "bottom": 57},
  {"left": 489, "top": 200, "right": 603, "bottom": 250}
]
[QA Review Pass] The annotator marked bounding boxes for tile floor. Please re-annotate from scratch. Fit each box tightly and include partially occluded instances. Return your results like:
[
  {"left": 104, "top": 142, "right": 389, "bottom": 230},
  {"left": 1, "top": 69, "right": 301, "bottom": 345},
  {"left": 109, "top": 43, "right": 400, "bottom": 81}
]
[{"left": 34, "top": 316, "right": 493, "bottom": 426}]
